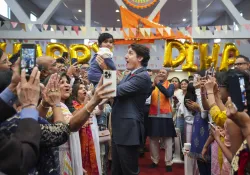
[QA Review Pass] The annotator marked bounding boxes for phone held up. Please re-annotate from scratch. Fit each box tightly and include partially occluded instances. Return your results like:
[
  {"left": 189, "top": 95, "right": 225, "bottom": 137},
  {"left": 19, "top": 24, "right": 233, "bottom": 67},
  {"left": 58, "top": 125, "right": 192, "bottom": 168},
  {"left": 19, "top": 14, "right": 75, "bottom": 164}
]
[
  {"left": 71, "top": 58, "right": 78, "bottom": 65},
  {"left": 227, "top": 69, "right": 250, "bottom": 114},
  {"left": 103, "top": 70, "right": 117, "bottom": 97},
  {"left": 20, "top": 44, "right": 37, "bottom": 77}
]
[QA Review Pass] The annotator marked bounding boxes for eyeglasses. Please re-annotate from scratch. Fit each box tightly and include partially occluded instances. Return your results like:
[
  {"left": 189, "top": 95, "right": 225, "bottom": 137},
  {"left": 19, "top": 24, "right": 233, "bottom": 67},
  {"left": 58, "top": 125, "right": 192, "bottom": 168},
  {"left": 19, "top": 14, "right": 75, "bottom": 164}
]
[
  {"left": 234, "top": 62, "right": 248, "bottom": 66},
  {"left": 81, "top": 67, "right": 89, "bottom": 71}
]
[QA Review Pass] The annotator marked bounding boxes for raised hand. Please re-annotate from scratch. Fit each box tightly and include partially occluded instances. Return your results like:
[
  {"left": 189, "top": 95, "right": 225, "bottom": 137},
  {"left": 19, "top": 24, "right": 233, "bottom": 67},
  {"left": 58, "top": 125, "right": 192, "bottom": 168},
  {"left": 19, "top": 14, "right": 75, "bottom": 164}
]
[
  {"left": 42, "top": 73, "right": 61, "bottom": 107},
  {"left": 17, "top": 67, "right": 41, "bottom": 108}
]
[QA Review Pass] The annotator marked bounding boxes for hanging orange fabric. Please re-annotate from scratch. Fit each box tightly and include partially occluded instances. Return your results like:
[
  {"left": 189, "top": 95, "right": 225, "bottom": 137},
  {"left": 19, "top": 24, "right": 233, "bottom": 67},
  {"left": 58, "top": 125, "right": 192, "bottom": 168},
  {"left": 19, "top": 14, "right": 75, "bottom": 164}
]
[{"left": 120, "top": 6, "right": 191, "bottom": 41}]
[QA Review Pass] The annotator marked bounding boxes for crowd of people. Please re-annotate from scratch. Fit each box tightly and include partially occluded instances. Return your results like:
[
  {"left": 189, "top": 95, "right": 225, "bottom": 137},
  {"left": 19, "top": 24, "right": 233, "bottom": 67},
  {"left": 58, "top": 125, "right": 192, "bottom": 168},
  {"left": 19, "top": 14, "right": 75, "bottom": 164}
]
[{"left": 1, "top": 32, "right": 250, "bottom": 175}]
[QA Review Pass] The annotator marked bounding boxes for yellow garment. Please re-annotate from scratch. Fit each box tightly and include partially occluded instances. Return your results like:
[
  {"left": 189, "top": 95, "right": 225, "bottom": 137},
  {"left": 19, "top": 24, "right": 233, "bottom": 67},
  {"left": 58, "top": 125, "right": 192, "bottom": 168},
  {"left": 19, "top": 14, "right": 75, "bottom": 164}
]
[{"left": 209, "top": 105, "right": 227, "bottom": 128}]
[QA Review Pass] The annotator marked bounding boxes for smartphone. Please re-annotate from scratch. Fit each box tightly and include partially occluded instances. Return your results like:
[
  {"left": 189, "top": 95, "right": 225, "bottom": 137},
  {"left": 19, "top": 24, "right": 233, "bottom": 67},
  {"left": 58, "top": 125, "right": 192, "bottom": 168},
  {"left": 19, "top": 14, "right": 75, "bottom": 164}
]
[
  {"left": 227, "top": 73, "right": 247, "bottom": 112},
  {"left": 62, "top": 52, "right": 68, "bottom": 59},
  {"left": 71, "top": 58, "right": 78, "bottom": 65},
  {"left": 208, "top": 122, "right": 216, "bottom": 129},
  {"left": 103, "top": 70, "right": 117, "bottom": 97},
  {"left": 20, "top": 44, "right": 37, "bottom": 76}
]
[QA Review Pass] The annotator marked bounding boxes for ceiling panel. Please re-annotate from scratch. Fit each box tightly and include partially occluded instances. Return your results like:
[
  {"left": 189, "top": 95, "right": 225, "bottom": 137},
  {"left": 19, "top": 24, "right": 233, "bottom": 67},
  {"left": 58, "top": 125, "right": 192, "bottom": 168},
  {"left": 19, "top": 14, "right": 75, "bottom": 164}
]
[{"left": 28, "top": 0, "right": 244, "bottom": 27}]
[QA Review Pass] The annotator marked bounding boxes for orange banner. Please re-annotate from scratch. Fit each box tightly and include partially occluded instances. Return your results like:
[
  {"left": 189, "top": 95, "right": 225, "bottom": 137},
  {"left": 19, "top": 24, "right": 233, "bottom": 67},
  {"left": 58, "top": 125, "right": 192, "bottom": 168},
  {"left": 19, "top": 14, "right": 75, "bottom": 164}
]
[{"left": 120, "top": 6, "right": 191, "bottom": 41}]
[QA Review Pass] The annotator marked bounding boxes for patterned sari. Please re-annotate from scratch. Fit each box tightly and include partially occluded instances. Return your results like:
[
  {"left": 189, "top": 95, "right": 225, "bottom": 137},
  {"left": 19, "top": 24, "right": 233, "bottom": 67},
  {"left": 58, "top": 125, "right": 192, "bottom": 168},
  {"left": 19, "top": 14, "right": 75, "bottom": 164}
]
[
  {"left": 46, "top": 102, "right": 83, "bottom": 175},
  {"left": 73, "top": 101, "right": 99, "bottom": 175}
]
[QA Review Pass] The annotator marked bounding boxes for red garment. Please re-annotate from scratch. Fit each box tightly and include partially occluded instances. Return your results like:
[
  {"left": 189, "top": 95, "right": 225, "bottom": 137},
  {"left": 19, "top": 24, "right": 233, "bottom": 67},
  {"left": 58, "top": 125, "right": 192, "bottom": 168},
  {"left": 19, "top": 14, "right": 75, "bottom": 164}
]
[{"left": 73, "top": 101, "right": 99, "bottom": 175}]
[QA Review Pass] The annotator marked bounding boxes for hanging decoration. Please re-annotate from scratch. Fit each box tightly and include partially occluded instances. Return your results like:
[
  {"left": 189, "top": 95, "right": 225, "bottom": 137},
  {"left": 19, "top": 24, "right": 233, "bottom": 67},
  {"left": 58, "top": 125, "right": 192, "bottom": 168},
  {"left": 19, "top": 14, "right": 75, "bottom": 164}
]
[
  {"left": 163, "top": 40, "right": 186, "bottom": 68},
  {"left": 46, "top": 43, "right": 68, "bottom": 59},
  {"left": 36, "top": 44, "right": 43, "bottom": 57},
  {"left": 219, "top": 43, "right": 240, "bottom": 71},
  {"left": 123, "top": 0, "right": 158, "bottom": 9},
  {"left": 199, "top": 43, "right": 220, "bottom": 70},
  {"left": 182, "top": 42, "right": 198, "bottom": 72},
  {"left": 69, "top": 44, "right": 91, "bottom": 64},
  {"left": 90, "top": 42, "right": 99, "bottom": 53},
  {"left": 0, "top": 42, "right": 7, "bottom": 51},
  {"left": 13, "top": 43, "right": 22, "bottom": 54}
]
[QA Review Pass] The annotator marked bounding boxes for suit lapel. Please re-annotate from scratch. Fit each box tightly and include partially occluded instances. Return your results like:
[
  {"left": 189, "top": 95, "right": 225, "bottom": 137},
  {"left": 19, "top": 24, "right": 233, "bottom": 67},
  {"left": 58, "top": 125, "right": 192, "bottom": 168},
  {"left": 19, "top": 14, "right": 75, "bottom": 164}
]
[{"left": 126, "top": 67, "right": 146, "bottom": 81}]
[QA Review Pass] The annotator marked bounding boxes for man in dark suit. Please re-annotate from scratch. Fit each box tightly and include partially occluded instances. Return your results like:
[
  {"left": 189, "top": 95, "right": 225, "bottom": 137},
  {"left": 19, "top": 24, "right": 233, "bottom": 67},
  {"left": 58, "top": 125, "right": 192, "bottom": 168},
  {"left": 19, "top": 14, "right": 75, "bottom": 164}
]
[
  {"left": 0, "top": 63, "right": 41, "bottom": 175},
  {"left": 111, "top": 44, "right": 152, "bottom": 175}
]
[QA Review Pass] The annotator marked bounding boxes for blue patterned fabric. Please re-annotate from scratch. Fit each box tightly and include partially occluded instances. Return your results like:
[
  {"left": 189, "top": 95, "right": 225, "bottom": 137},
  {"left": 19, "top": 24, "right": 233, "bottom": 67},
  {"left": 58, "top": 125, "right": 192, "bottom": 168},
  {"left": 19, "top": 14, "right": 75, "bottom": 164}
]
[{"left": 189, "top": 112, "right": 211, "bottom": 161}]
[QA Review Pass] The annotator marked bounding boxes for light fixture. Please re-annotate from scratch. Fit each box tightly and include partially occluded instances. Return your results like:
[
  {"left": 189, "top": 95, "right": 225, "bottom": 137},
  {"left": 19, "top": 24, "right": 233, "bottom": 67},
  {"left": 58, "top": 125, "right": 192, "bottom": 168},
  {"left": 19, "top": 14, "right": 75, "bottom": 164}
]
[
  {"left": 240, "top": 12, "right": 243, "bottom": 16},
  {"left": 214, "top": 39, "right": 221, "bottom": 43},
  {"left": 190, "top": 10, "right": 192, "bottom": 12},
  {"left": 63, "top": 2, "right": 68, "bottom": 8},
  {"left": 116, "top": 9, "right": 119, "bottom": 12},
  {"left": 74, "top": 16, "right": 78, "bottom": 20},
  {"left": 78, "top": 9, "right": 82, "bottom": 12},
  {"left": 182, "top": 18, "right": 186, "bottom": 22},
  {"left": 50, "top": 39, "right": 57, "bottom": 43},
  {"left": 117, "top": 19, "right": 120, "bottom": 22},
  {"left": 175, "top": 70, "right": 183, "bottom": 72}
]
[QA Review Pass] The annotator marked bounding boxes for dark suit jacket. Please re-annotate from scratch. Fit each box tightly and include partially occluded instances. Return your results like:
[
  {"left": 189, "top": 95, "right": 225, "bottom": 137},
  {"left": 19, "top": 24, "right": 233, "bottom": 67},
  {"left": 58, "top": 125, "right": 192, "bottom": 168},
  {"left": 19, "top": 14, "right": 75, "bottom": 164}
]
[
  {"left": 112, "top": 67, "right": 152, "bottom": 146},
  {"left": 0, "top": 98, "right": 41, "bottom": 175}
]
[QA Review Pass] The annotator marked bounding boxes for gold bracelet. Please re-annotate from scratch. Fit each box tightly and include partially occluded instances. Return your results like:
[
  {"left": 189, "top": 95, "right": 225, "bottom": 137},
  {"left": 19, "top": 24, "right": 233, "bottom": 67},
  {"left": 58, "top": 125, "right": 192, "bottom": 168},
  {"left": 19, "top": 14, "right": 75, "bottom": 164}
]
[{"left": 40, "top": 100, "right": 50, "bottom": 109}]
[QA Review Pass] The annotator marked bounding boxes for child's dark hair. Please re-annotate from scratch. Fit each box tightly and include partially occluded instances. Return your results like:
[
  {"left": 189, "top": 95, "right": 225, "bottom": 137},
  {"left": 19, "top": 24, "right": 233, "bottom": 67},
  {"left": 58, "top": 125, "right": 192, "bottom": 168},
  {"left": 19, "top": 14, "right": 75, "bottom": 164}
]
[{"left": 98, "top": 33, "right": 114, "bottom": 47}]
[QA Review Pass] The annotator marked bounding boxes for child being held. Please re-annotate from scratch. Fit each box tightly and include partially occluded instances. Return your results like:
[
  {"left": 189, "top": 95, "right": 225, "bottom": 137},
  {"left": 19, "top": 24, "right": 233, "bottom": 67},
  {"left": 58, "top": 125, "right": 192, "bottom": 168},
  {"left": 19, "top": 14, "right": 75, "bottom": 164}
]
[{"left": 88, "top": 33, "right": 116, "bottom": 86}]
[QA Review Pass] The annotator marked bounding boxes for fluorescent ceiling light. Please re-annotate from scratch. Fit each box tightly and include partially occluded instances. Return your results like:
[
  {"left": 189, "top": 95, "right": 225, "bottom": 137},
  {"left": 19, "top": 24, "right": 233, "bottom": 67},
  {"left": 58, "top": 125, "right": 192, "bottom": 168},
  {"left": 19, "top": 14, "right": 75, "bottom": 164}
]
[
  {"left": 175, "top": 70, "right": 183, "bottom": 72},
  {"left": 117, "top": 19, "right": 120, "bottom": 22},
  {"left": 240, "top": 13, "right": 243, "bottom": 16},
  {"left": 74, "top": 16, "right": 78, "bottom": 20},
  {"left": 63, "top": 2, "right": 68, "bottom": 8},
  {"left": 116, "top": 9, "right": 119, "bottom": 12},
  {"left": 190, "top": 10, "right": 192, "bottom": 12},
  {"left": 214, "top": 39, "right": 221, "bottom": 43},
  {"left": 50, "top": 39, "right": 57, "bottom": 43},
  {"left": 78, "top": 9, "right": 82, "bottom": 12},
  {"left": 182, "top": 18, "right": 186, "bottom": 22}
]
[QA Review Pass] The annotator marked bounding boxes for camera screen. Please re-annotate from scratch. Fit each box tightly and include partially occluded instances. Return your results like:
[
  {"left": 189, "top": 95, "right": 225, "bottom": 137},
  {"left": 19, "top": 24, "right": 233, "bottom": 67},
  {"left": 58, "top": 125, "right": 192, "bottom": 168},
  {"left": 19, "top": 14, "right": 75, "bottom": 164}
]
[
  {"left": 21, "top": 48, "right": 35, "bottom": 72},
  {"left": 239, "top": 77, "right": 247, "bottom": 106}
]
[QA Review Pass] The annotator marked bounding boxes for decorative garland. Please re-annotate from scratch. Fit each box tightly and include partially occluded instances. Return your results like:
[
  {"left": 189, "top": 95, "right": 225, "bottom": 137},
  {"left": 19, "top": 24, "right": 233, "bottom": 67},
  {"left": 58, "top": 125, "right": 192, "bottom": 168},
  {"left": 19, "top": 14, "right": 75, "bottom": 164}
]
[{"left": 123, "top": 0, "right": 158, "bottom": 9}]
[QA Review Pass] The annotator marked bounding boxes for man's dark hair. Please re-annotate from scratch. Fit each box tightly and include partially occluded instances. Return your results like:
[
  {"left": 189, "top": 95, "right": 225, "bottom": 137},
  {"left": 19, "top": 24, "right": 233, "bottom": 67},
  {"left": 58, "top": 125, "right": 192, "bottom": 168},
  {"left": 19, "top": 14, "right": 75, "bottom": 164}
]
[
  {"left": 98, "top": 33, "right": 114, "bottom": 47},
  {"left": 0, "top": 70, "right": 12, "bottom": 93},
  {"left": 129, "top": 43, "right": 150, "bottom": 67},
  {"left": 56, "top": 57, "right": 65, "bottom": 64},
  {"left": 147, "top": 69, "right": 152, "bottom": 72},
  {"left": 236, "top": 55, "right": 250, "bottom": 63}
]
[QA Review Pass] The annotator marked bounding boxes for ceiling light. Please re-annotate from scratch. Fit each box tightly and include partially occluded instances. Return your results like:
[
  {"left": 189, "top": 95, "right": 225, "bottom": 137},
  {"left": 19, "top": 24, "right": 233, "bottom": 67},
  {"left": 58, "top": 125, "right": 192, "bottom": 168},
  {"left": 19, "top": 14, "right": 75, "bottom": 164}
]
[
  {"left": 74, "top": 16, "right": 78, "bottom": 20},
  {"left": 240, "top": 12, "right": 243, "bottom": 16},
  {"left": 51, "top": 39, "right": 57, "bottom": 43},
  {"left": 63, "top": 2, "right": 68, "bottom": 8},
  {"left": 214, "top": 39, "right": 221, "bottom": 43},
  {"left": 182, "top": 18, "right": 186, "bottom": 22},
  {"left": 117, "top": 19, "right": 120, "bottom": 22},
  {"left": 78, "top": 9, "right": 82, "bottom": 12},
  {"left": 190, "top": 10, "right": 192, "bottom": 12},
  {"left": 116, "top": 9, "right": 119, "bottom": 12},
  {"left": 175, "top": 70, "right": 183, "bottom": 72}
]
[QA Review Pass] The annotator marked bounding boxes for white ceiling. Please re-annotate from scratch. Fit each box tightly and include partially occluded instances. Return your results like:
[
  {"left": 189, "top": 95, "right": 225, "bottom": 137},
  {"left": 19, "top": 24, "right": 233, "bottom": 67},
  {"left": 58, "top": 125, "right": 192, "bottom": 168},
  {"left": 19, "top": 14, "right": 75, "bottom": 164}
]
[{"left": 28, "top": 0, "right": 244, "bottom": 27}]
